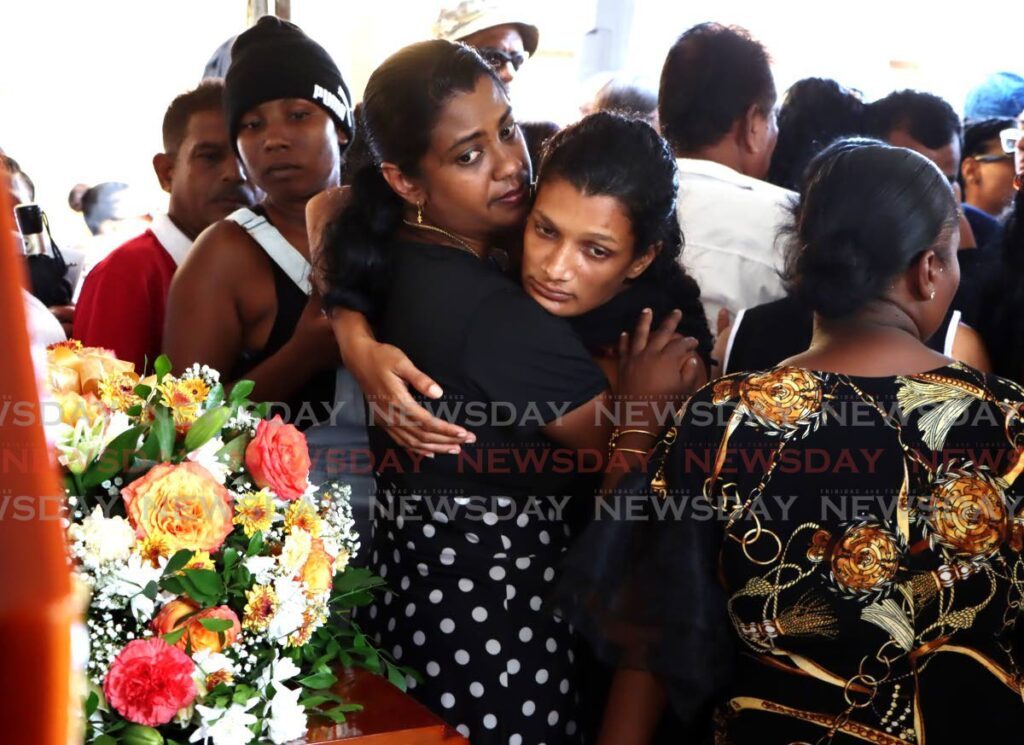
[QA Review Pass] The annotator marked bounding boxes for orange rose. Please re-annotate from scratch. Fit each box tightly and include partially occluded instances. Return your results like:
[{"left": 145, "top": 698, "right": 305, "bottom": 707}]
[
  {"left": 152, "top": 599, "right": 241, "bottom": 653},
  {"left": 299, "top": 538, "right": 335, "bottom": 595},
  {"left": 245, "top": 416, "right": 311, "bottom": 501},
  {"left": 122, "top": 462, "right": 234, "bottom": 553}
]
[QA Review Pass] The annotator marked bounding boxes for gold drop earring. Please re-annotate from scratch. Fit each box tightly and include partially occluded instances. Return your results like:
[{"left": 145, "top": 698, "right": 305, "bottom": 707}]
[{"left": 417, "top": 202, "right": 424, "bottom": 224}]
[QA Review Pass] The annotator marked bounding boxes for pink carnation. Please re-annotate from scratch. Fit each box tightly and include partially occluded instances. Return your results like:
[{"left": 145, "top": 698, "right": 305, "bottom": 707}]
[{"left": 103, "top": 638, "right": 197, "bottom": 726}]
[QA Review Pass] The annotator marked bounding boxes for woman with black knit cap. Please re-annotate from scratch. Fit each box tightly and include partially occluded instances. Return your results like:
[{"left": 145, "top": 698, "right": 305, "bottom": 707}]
[{"left": 164, "top": 17, "right": 368, "bottom": 489}]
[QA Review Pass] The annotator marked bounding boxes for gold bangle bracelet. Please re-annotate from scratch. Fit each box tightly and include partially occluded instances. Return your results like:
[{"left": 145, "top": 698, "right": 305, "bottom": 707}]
[
  {"left": 615, "top": 429, "right": 660, "bottom": 439},
  {"left": 614, "top": 447, "right": 651, "bottom": 456}
]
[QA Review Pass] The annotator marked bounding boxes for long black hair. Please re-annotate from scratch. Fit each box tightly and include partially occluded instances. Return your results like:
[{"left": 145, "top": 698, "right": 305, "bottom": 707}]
[
  {"left": 317, "top": 40, "right": 501, "bottom": 316},
  {"left": 782, "top": 137, "right": 958, "bottom": 320},
  {"left": 538, "top": 111, "right": 712, "bottom": 361}
]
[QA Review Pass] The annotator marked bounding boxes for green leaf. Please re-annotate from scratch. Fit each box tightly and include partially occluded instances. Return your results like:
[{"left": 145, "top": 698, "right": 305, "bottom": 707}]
[
  {"left": 82, "top": 425, "right": 144, "bottom": 488},
  {"left": 126, "top": 404, "right": 143, "bottom": 417},
  {"left": 184, "top": 405, "right": 230, "bottom": 452},
  {"left": 198, "top": 617, "right": 235, "bottom": 632},
  {"left": 298, "top": 670, "right": 337, "bottom": 689},
  {"left": 299, "top": 693, "right": 339, "bottom": 709},
  {"left": 162, "top": 627, "right": 187, "bottom": 646},
  {"left": 386, "top": 662, "right": 407, "bottom": 691},
  {"left": 121, "top": 723, "right": 165, "bottom": 745},
  {"left": 222, "top": 548, "right": 239, "bottom": 574},
  {"left": 152, "top": 406, "right": 175, "bottom": 461},
  {"left": 163, "top": 549, "right": 194, "bottom": 576},
  {"left": 216, "top": 433, "right": 249, "bottom": 472},
  {"left": 84, "top": 690, "right": 99, "bottom": 717},
  {"left": 139, "top": 426, "right": 160, "bottom": 461},
  {"left": 133, "top": 383, "right": 152, "bottom": 399},
  {"left": 154, "top": 355, "right": 172, "bottom": 382},
  {"left": 254, "top": 401, "right": 270, "bottom": 418},
  {"left": 142, "top": 581, "right": 159, "bottom": 601},
  {"left": 246, "top": 531, "right": 264, "bottom": 558},
  {"left": 182, "top": 568, "right": 224, "bottom": 598},
  {"left": 94, "top": 736, "right": 117, "bottom": 745},
  {"left": 159, "top": 575, "right": 184, "bottom": 595},
  {"left": 324, "top": 702, "right": 360, "bottom": 723},
  {"left": 229, "top": 379, "right": 255, "bottom": 403},
  {"left": 205, "top": 383, "right": 225, "bottom": 410}
]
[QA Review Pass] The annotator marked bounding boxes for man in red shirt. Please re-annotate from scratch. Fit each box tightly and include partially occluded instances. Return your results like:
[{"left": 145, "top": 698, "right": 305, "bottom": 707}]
[{"left": 73, "top": 82, "right": 256, "bottom": 371}]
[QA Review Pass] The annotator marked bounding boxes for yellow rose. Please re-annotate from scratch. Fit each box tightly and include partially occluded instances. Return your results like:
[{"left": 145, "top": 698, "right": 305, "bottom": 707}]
[
  {"left": 53, "top": 391, "right": 108, "bottom": 427},
  {"left": 48, "top": 345, "right": 134, "bottom": 395},
  {"left": 299, "top": 538, "right": 335, "bottom": 596},
  {"left": 122, "top": 462, "right": 234, "bottom": 553}
]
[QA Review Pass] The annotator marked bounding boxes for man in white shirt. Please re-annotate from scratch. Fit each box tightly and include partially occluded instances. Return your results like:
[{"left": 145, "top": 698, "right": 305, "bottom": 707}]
[{"left": 659, "top": 23, "right": 794, "bottom": 326}]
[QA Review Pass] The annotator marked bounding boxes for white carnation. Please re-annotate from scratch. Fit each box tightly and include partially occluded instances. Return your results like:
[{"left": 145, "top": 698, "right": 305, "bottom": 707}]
[
  {"left": 187, "top": 437, "right": 229, "bottom": 484},
  {"left": 68, "top": 506, "right": 136, "bottom": 566},
  {"left": 243, "top": 555, "right": 278, "bottom": 584},
  {"left": 268, "top": 578, "right": 306, "bottom": 644}
]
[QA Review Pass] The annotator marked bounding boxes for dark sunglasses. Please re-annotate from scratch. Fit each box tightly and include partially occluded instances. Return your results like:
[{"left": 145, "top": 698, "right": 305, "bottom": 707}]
[{"left": 477, "top": 47, "right": 526, "bottom": 72}]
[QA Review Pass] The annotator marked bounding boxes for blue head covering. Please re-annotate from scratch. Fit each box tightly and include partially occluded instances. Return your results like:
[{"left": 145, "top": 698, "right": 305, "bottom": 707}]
[{"left": 965, "top": 72, "right": 1024, "bottom": 120}]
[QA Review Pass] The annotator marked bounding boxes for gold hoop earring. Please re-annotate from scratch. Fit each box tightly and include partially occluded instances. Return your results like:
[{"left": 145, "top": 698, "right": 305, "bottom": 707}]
[
  {"left": 417, "top": 202, "right": 424, "bottom": 225},
  {"left": 929, "top": 290, "right": 936, "bottom": 300}
]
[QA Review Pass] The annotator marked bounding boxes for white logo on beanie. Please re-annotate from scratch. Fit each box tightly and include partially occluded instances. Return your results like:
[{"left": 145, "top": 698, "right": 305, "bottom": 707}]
[{"left": 312, "top": 84, "right": 352, "bottom": 127}]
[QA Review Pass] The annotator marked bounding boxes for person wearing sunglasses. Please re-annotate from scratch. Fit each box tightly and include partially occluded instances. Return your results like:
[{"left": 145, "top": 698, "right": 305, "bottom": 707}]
[
  {"left": 961, "top": 117, "right": 1016, "bottom": 220},
  {"left": 434, "top": 0, "right": 539, "bottom": 85}
]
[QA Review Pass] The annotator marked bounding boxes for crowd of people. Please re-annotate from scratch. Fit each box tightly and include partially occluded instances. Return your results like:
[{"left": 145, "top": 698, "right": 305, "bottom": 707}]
[{"left": 8, "top": 1, "right": 1024, "bottom": 743}]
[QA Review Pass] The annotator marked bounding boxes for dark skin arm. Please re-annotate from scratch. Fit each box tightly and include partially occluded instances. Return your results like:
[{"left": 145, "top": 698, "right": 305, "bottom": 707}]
[
  {"left": 164, "top": 220, "right": 339, "bottom": 401},
  {"left": 597, "top": 670, "right": 668, "bottom": 745}
]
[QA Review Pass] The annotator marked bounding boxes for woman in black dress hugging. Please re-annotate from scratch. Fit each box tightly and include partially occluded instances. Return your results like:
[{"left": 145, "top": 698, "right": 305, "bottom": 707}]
[
  {"left": 557, "top": 138, "right": 1024, "bottom": 744},
  {"left": 316, "top": 40, "right": 703, "bottom": 745}
]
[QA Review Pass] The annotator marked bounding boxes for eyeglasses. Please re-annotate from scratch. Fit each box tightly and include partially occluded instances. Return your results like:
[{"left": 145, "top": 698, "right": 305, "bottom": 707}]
[
  {"left": 971, "top": 153, "right": 1015, "bottom": 164},
  {"left": 477, "top": 47, "right": 526, "bottom": 73},
  {"left": 999, "top": 127, "right": 1023, "bottom": 153}
]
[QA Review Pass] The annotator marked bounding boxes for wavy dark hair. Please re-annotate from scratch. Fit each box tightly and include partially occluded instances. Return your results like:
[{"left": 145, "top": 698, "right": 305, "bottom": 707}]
[
  {"left": 538, "top": 111, "right": 712, "bottom": 360},
  {"left": 767, "top": 78, "right": 865, "bottom": 192},
  {"left": 317, "top": 40, "right": 501, "bottom": 315},
  {"left": 782, "top": 137, "right": 958, "bottom": 320},
  {"left": 865, "top": 90, "right": 962, "bottom": 149}
]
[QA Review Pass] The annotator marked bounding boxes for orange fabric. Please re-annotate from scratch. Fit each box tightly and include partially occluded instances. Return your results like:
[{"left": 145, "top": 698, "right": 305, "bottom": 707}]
[{"left": 0, "top": 181, "right": 72, "bottom": 742}]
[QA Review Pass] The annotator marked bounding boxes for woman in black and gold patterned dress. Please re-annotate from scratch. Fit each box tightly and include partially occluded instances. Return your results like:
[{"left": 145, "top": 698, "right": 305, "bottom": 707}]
[{"left": 555, "top": 139, "right": 1024, "bottom": 744}]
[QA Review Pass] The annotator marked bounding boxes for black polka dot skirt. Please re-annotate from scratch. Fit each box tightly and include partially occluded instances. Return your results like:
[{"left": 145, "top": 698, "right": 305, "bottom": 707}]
[{"left": 356, "top": 488, "right": 582, "bottom": 745}]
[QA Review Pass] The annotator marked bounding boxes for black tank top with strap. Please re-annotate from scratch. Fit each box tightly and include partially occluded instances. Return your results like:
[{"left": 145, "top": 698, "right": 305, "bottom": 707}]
[
  {"left": 228, "top": 205, "right": 335, "bottom": 428},
  {"left": 725, "top": 295, "right": 961, "bottom": 374}
]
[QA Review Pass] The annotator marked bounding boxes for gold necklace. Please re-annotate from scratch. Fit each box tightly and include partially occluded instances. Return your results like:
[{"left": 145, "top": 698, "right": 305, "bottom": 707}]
[{"left": 401, "top": 219, "right": 482, "bottom": 260}]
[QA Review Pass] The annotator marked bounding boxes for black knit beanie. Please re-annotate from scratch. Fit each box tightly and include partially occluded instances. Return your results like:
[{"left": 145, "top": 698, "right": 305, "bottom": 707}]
[{"left": 224, "top": 16, "right": 354, "bottom": 150}]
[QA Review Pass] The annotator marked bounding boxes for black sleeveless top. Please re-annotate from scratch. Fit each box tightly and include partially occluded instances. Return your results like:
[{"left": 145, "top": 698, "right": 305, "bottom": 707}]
[
  {"left": 726, "top": 295, "right": 959, "bottom": 374},
  {"left": 231, "top": 206, "right": 335, "bottom": 429}
]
